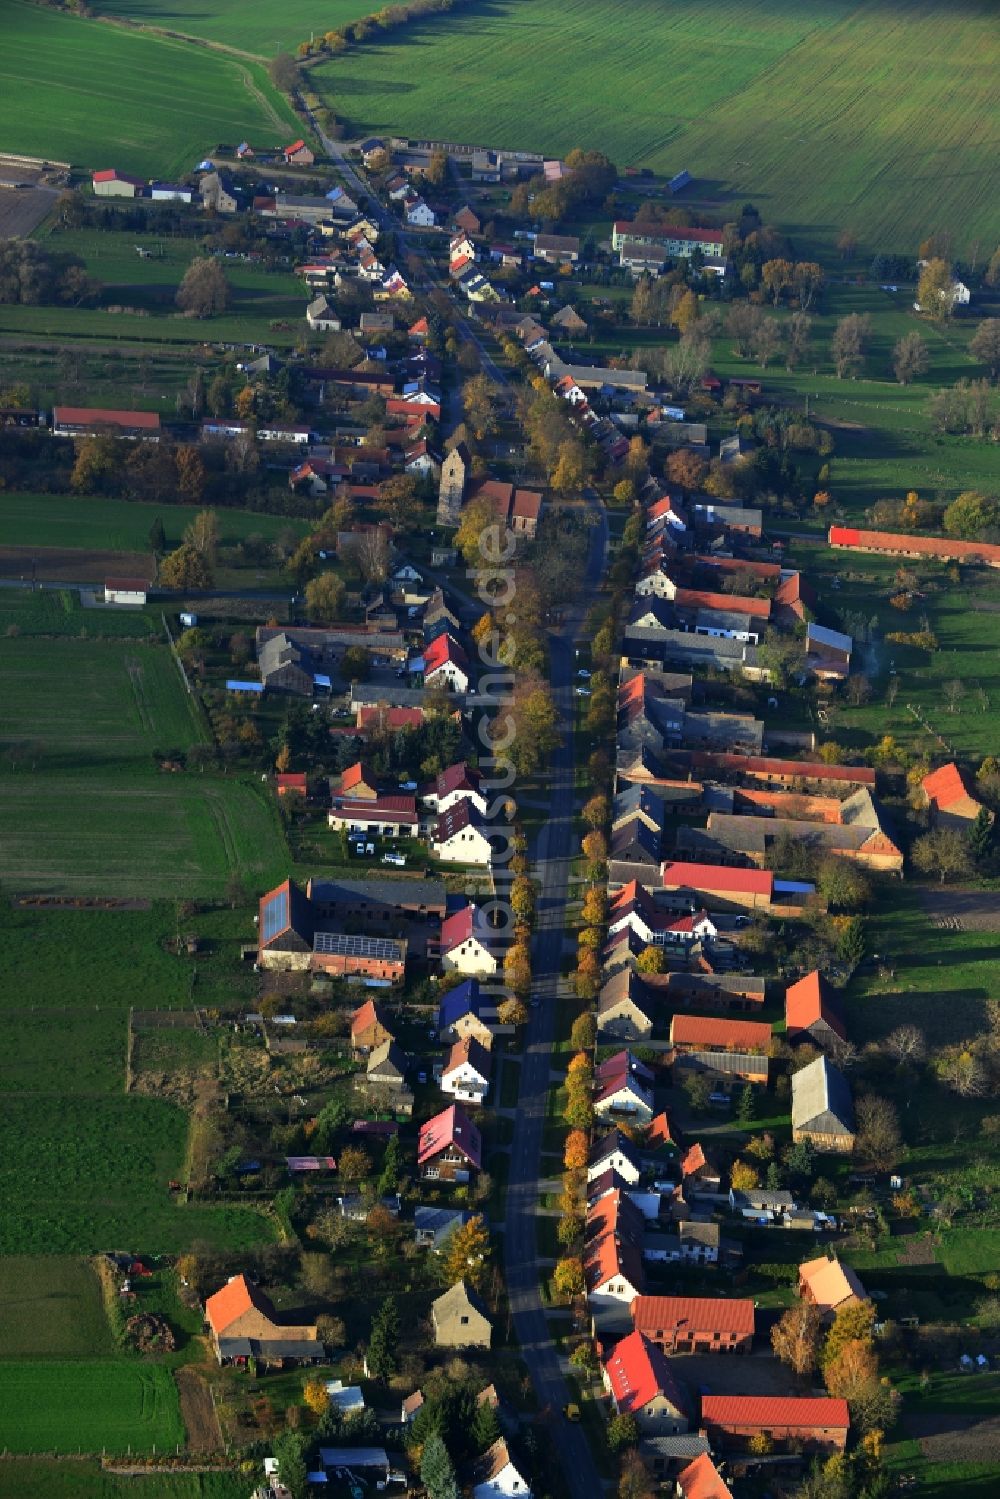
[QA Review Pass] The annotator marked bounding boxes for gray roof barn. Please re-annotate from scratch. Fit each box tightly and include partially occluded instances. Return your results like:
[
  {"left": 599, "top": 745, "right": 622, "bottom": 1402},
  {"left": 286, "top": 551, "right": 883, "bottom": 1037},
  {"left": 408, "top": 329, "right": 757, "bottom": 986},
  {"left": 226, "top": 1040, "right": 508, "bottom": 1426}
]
[{"left": 792, "top": 1056, "right": 855, "bottom": 1146}]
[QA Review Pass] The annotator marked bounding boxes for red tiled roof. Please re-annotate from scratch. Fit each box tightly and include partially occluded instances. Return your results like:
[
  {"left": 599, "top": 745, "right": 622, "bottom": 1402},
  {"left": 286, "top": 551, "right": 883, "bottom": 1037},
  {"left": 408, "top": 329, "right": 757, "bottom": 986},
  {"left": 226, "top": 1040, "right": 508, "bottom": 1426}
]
[
  {"left": 351, "top": 998, "right": 387, "bottom": 1038},
  {"left": 603, "top": 1329, "right": 687, "bottom": 1417},
  {"left": 357, "top": 705, "right": 424, "bottom": 730},
  {"left": 440, "top": 904, "right": 487, "bottom": 951},
  {"left": 694, "top": 554, "right": 780, "bottom": 580},
  {"left": 670, "top": 1015, "right": 772, "bottom": 1050},
  {"left": 701, "top": 1395, "right": 849, "bottom": 1430},
  {"left": 442, "top": 1035, "right": 491, "bottom": 1081},
  {"left": 631, "top": 1293, "right": 755, "bottom": 1340},
  {"left": 205, "top": 1274, "right": 273, "bottom": 1336},
  {"left": 922, "top": 761, "right": 978, "bottom": 811},
  {"left": 646, "top": 1112, "right": 675, "bottom": 1149},
  {"left": 674, "top": 587, "right": 771, "bottom": 619},
  {"left": 785, "top": 971, "right": 846, "bottom": 1041},
  {"left": 275, "top": 773, "right": 307, "bottom": 793},
  {"left": 585, "top": 1190, "right": 645, "bottom": 1293},
  {"left": 829, "top": 525, "right": 1000, "bottom": 565},
  {"left": 333, "top": 794, "right": 417, "bottom": 824},
  {"left": 680, "top": 1142, "right": 708, "bottom": 1177},
  {"left": 417, "top": 1103, "right": 482, "bottom": 1167},
  {"left": 284, "top": 139, "right": 307, "bottom": 154},
  {"left": 424, "top": 633, "right": 469, "bottom": 673},
  {"left": 677, "top": 1454, "right": 732, "bottom": 1499},
  {"left": 690, "top": 751, "right": 875, "bottom": 788},
  {"left": 660, "top": 861, "right": 773, "bottom": 897},
  {"left": 341, "top": 761, "right": 375, "bottom": 792},
  {"left": 54, "top": 405, "right": 160, "bottom": 429}
]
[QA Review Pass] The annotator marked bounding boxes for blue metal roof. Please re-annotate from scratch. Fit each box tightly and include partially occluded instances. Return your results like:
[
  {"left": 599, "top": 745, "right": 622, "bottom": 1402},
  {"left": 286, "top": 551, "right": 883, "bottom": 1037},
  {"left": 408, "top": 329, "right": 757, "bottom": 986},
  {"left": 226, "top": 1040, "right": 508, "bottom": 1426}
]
[
  {"left": 227, "top": 679, "right": 264, "bottom": 693},
  {"left": 437, "top": 978, "right": 482, "bottom": 1028}
]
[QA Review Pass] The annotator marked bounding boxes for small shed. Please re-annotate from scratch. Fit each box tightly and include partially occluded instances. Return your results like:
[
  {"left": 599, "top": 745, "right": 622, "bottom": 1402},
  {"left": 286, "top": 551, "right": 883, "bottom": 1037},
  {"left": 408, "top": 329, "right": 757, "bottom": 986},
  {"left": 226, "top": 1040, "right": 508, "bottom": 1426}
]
[{"left": 104, "top": 577, "right": 148, "bottom": 606}]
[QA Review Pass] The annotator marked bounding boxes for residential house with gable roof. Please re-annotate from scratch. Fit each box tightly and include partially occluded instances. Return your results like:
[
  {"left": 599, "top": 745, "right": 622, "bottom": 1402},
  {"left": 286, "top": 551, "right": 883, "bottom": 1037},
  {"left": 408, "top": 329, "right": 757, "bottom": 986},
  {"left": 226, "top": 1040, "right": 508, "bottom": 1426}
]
[
  {"left": 471, "top": 1436, "right": 531, "bottom": 1499},
  {"left": 418, "top": 1103, "right": 482, "bottom": 1181},
  {"left": 584, "top": 1189, "right": 645, "bottom": 1314},
  {"left": 204, "top": 1274, "right": 320, "bottom": 1367},
  {"left": 799, "top": 1254, "right": 867, "bottom": 1322},
  {"left": 785, "top": 971, "right": 846, "bottom": 1049},
  {"left": 431, "top": 1280, "right": 492, "bottom": 1348},
  {"left": 676, "top": 1453, "right": 733, "bottom": 1499},
  {"left": 432, "top": 800, "right": 493, "bottom": 866},
  {"left": 602, "top": 1329, "right": 689, "bottom": 1434},
  {"left": 593, "top": 1050, "right": 656, "bottom": 1123},
  {"left": 588, "top": 1128, "right": 642, "bottom": 1186},
  {"left": 441, "top": 1036, "right": 492, "bottom": 1104},
  {"left": 438, "top": 979, "right": 494, "bottom": 1046},
  {"left": 438, "top": 904, "right": 497, "bottom": 976}
]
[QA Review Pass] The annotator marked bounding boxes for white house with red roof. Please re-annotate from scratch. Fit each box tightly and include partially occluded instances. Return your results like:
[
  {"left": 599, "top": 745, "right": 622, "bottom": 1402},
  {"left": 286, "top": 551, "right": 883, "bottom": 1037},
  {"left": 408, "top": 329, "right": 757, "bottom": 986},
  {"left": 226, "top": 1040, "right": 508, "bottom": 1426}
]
[
  {"left": 601, "top": 1329, "right": 689, "bottom": 1434},
  {"left": 439, "top": 904, "right": 497, "bottom": 976},
  {"left": 417, "top": 1103, "right": 482, "bottom": 1181},
  {"left": 422, "top": 633, "right": 470, "bottom": 692},
  {"left": 421, "top": 762, "right": 487, "bottom": 817},
  {"left": 584, "top": 1189, "right": 645, "bottom": 1312},
  {"left": 282, "top": 139, "right": 315, "bottom": 166},
  {"left": 593, "top": 1050, "right": 655, "bottom": 1124},
  {"left": 432, "top": 801, "right": 493, "bottom": 866},
  {"left": 441, "top": 1036, "right": 491, "bottom": 1104},
  {"left": 608, "top": 884, "right": 716, "bottom": 948}
]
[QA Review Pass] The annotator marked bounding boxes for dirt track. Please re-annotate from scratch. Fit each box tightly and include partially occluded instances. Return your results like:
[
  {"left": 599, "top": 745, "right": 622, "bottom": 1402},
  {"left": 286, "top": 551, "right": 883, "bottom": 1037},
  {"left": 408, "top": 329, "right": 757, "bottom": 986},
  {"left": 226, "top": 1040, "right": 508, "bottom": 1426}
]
[
  {"left": 174, "top": 1366, "right": 223, "bottom": 1454},
  {"left": 0, "top": 546, "right": 154, "bottom": 585}
]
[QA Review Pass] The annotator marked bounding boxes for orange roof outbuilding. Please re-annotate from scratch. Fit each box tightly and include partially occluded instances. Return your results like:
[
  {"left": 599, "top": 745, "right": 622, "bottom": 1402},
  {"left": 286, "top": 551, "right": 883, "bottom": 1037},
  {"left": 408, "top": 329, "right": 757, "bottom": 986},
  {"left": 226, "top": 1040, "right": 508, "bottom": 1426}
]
[
  {"left": 921, "top": 761, "right": 978, "bottom": 812},
  {"left": 205, "top": 1274, "right": 272, "bottom": 1337}
]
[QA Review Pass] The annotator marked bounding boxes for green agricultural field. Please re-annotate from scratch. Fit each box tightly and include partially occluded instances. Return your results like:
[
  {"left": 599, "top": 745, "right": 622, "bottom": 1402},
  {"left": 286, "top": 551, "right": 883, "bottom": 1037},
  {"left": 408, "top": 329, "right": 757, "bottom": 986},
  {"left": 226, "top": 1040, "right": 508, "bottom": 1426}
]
[
  {"left": 4, "top": 1010, "right": 126, "bottom": 1097},
  {"left": 0, "top": 3, "right": 299, "bottom": 180},
  {"left": 0, "top": 588, "right": 158, "bottom": 638},
  {"left": 788, "top": 541, "right": 1000, "bottom": 760},
  {"left": 314, "top": 0, "right": 1000, "bottom": 259},
  {"left": 0, "top": 903, "right": 273, "bottom": 1253},
  {"left": 5, "top": 1464, "right": 254, "bottom": 1499},
  {"left": 0, "top": 1259, "right": 115, "bottom": 1359},
  {"left": 0, "top": 494, "right": 308, "bottom": 555},
  {"left": 0, "top": 1360, "right": 183, "bottom": 1454},
  {"left": 0, "top": 634, "right": 289, "bottom": 897},
  {"left": 93, "top": 0, "right": 370, "bottom": 57},
  {"left": 0, "top": 901, "right": 261, "bottom": 1016},
  {"left": 0, "top": 1094, "right": 273, "bottom": 1253}
]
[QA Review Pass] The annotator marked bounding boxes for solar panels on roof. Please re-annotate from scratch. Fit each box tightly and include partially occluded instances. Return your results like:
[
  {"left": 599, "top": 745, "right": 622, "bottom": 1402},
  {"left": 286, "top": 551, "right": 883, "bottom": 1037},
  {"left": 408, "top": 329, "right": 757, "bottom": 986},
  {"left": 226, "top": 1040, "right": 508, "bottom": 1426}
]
[
  {"left": 261, "top": 886, "right": 289, "bottom": 943},
  {"left": 313, "top": 931, "right": 401, "bottom": 959}
]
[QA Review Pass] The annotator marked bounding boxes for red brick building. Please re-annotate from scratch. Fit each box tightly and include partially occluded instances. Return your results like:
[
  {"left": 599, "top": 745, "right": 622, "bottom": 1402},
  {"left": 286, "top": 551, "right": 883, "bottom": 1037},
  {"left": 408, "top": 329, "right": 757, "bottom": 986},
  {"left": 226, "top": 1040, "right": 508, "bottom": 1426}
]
[
  {"left": 700, "top": 1395, "right": 849, "bottom": 1453},
  {"left": 631, "top": 1294, "right": 755, "bottom": 1354}
]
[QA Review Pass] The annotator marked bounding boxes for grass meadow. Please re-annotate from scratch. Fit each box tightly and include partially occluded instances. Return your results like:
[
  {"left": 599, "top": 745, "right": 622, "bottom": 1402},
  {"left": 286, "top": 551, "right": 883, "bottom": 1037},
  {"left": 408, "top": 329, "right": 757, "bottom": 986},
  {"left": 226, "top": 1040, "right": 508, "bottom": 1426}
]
[
  {"left": 0, "top": 493, "right": 308, "bottom": 555},
  {"left": 787, "top": 540, "right": 1000, "bottom": 761},
  {"left": 314, "top": 0, "right": 1000, "bottom": 258},
  {"left": 0, "top": 634, "right": 289, "bottom": 897},
  {"left": 0, "top": 1259, "right": 115, "bottom": 1359},
  {"left": 2, "top": 227, "right": 306, "bottom": 349},
  {"left": 93, "top": 0, "right": 371, "bottom": 56},
  {"left": 0, "top": 1360, "right": 183, "bottom": 1453},
  {"left": 0, "top": 2, "right": 298, "bottom": 180}
]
